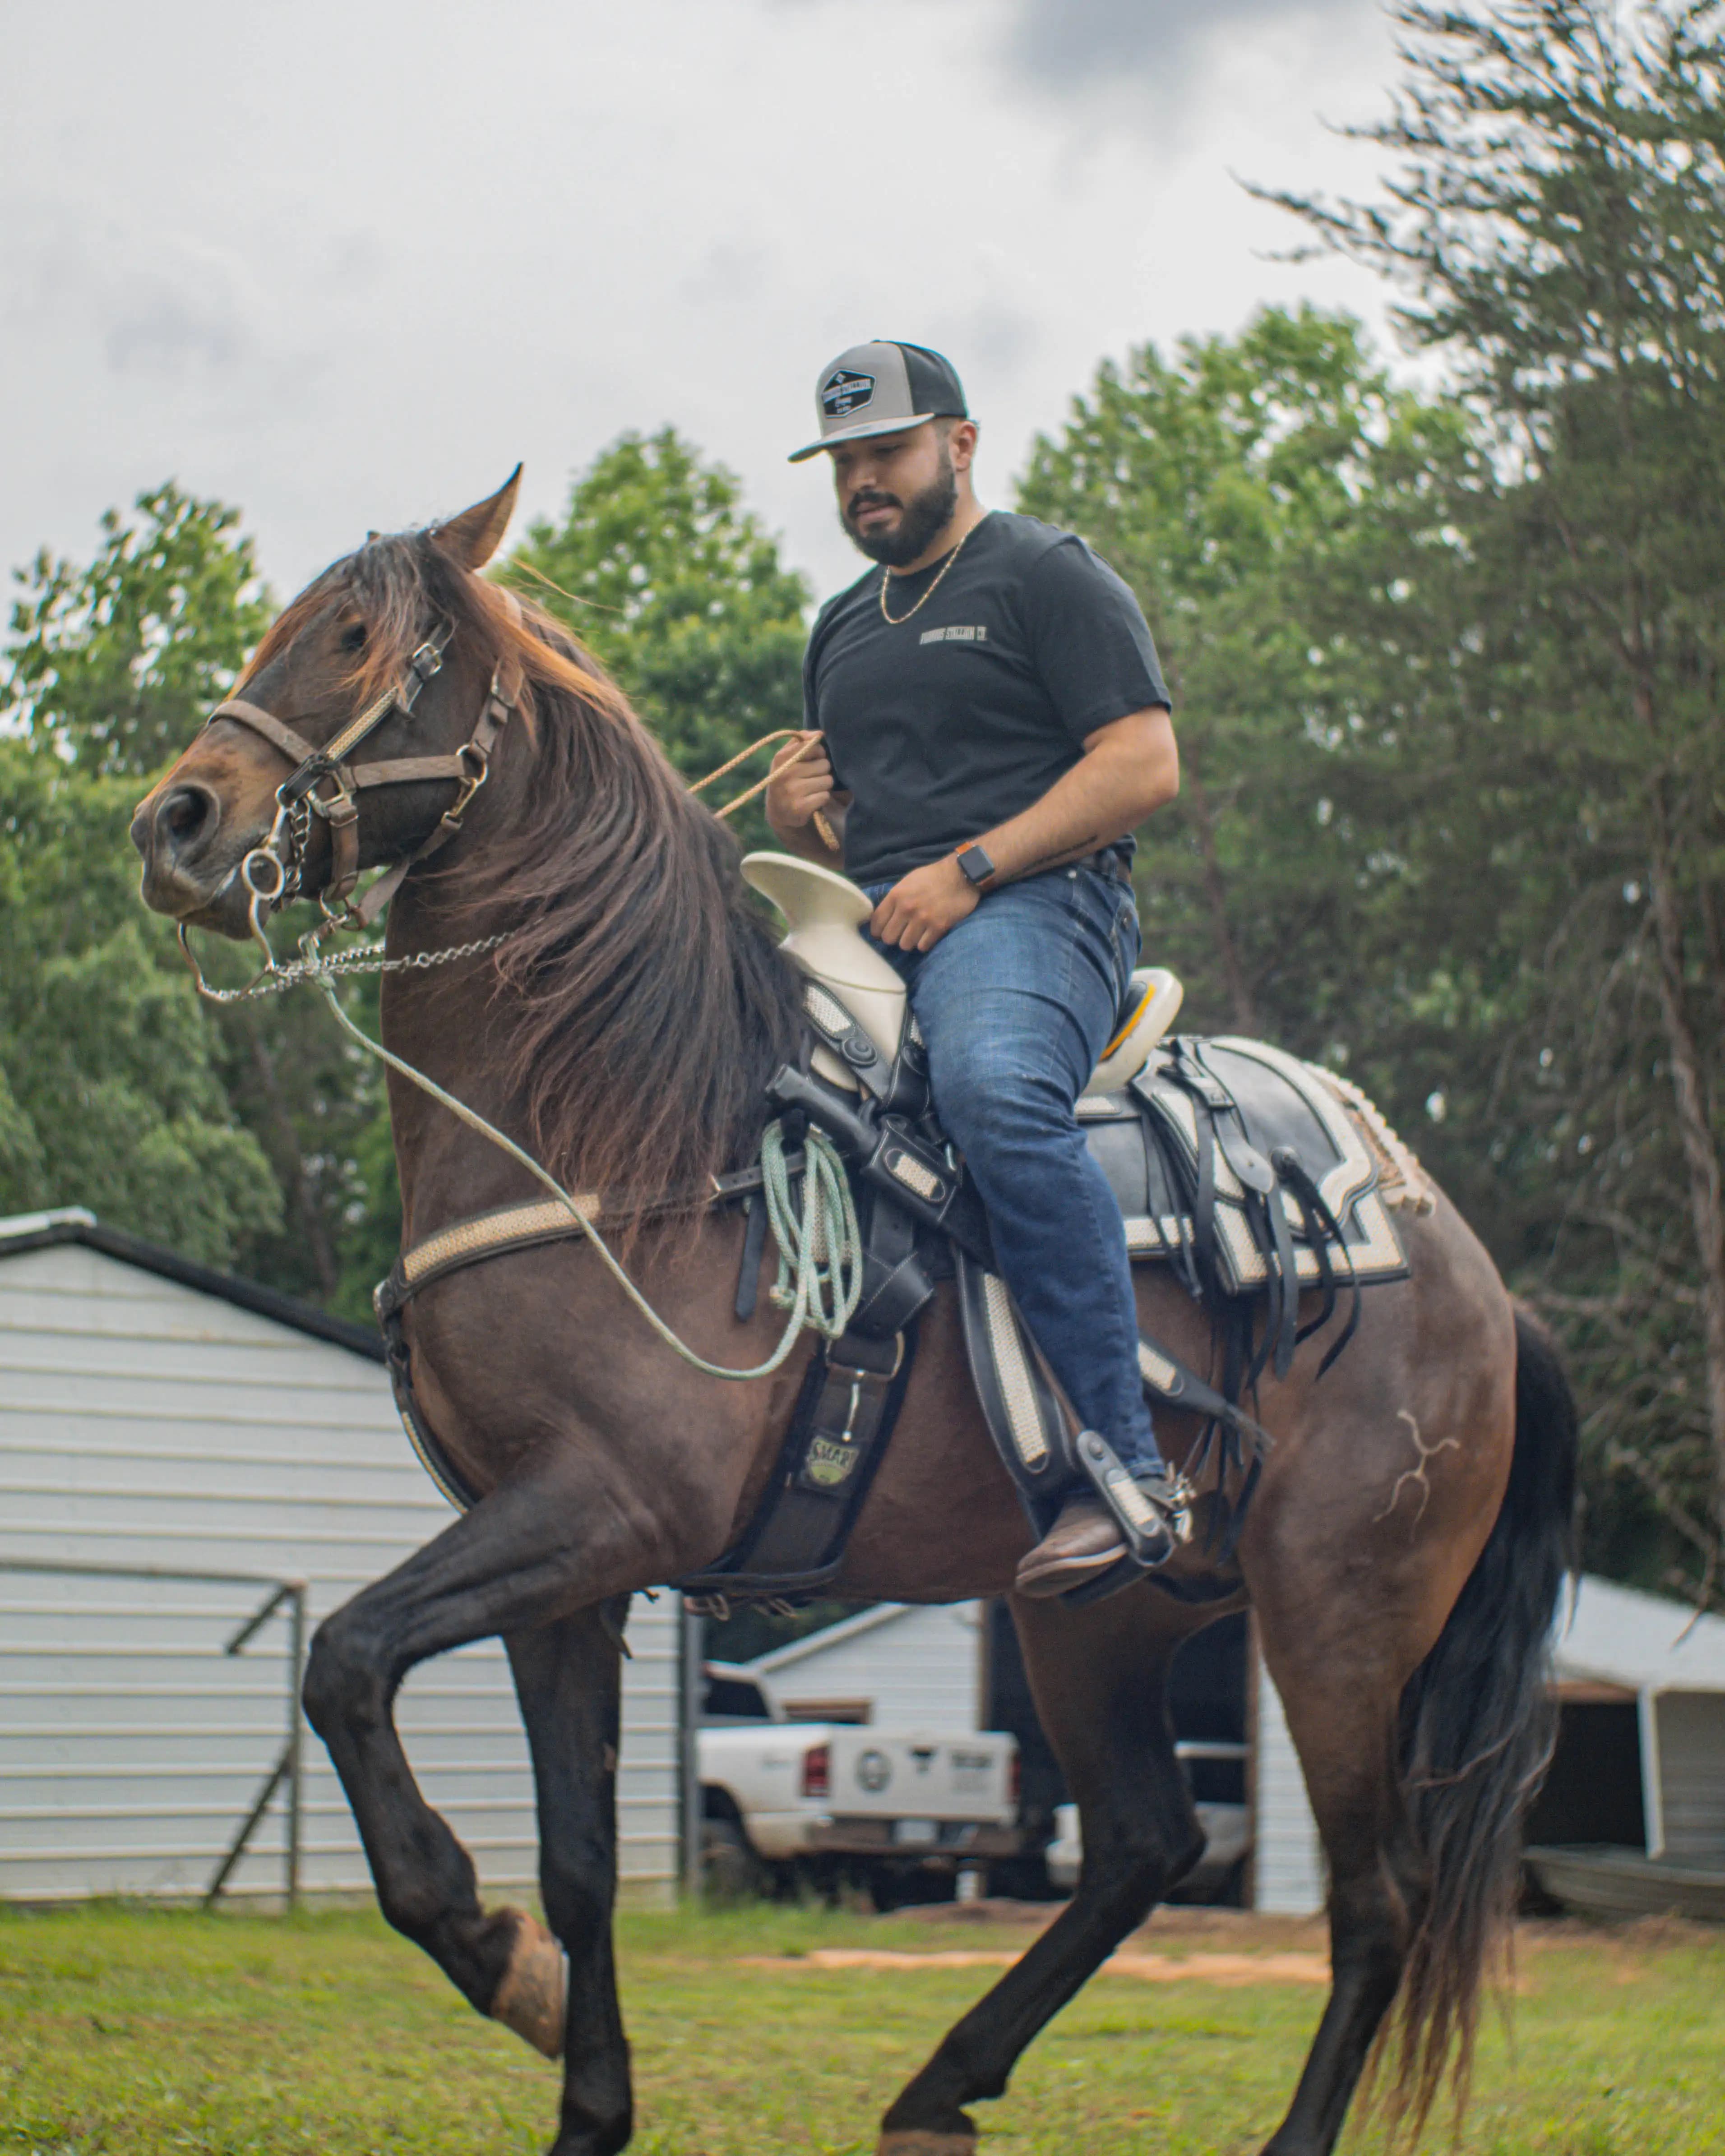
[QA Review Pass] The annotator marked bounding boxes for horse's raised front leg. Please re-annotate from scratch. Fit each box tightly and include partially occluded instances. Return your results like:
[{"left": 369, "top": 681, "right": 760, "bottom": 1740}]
[
  {"left": 877, "top": 1587, "right": 1209, "bottom": 2156},
  {"left": 505, "top": 1603, "right": 633, "bottom": 2156},
  {"left": 299, "top": 1462, "right": 689, "bottom": 2107}
]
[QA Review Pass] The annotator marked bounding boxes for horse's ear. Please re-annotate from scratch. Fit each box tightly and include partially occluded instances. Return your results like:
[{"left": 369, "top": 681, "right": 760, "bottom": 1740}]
[{"left": 431, "top": 465, "right": 523, "bottom": 570}]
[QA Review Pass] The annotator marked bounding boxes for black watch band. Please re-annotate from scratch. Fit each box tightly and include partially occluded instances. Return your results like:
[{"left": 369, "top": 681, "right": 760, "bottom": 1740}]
[{"left": 956, "top": 843, "right": 996, "bottom": 889}]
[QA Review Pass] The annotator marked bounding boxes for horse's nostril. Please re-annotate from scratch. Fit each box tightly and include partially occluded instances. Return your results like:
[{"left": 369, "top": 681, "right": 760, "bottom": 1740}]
[{"left": 155, "top": 784, "right": 217, "bottom": 859}]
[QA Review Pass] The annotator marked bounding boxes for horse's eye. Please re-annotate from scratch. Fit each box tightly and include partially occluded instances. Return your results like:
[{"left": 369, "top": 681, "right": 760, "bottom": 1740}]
[{"left": 341, "top": 622, "right": 368, "bottom": 653}]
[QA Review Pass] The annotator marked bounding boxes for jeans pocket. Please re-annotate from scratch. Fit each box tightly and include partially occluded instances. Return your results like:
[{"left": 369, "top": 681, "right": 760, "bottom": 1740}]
[{"left": 1110, "top": 893, "right": 1142, "bottom": 990}]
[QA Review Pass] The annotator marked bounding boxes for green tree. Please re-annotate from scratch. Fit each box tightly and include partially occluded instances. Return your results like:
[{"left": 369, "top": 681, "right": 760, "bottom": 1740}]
[
  {"left": 507, "top": 428, "right": 811, "bottom": 838},
  {"left": 1273, "top": 0, "right": 1725, "bottom": 1591},
  {"left": 1017, "top": 306, "right": 1479, "bottom": 1060},
  {"left": 5, "top": 483, "right": 273, "bottom": 776},
  {"left": 0, "top": 486, "right": 386, "bottom": 1306},
  {"left": 0, "top": 739, "right": 281, "bottom": 1267}
]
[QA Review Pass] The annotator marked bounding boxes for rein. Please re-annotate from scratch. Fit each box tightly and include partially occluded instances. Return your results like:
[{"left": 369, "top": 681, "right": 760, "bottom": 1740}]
[{"left": 174, "top": 625, "right": 864, "bottom": 1380}]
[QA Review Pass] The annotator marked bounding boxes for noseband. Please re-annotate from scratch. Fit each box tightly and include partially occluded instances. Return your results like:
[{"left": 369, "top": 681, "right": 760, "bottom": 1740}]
[{"left": 205, "top": 619, "right": 524, "bottom": 942}]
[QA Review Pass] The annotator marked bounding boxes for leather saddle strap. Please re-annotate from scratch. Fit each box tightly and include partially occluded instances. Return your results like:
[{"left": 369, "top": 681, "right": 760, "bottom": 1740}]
[
  {"left": 1184, "top": 1041, "right": 1276, "bottom": 1196},
  {"left": 1272, "top": 1147, "right": 1363, "bottom": 1379},
  {"left": 1135, "top": 1331, "right": 1271, "bottom": 1455},
  {"left": 678, "top": 1328, "right": 914, "bottom": 1596},
  {"left": 732, "top": 1193, "right": 771, "bottom": 1322},
  {"left": 376, "top": 1296, "right": 483, "bottom": 1513},
  {"left": 1265, "top": 1180, "right": 1300, "bottom": 1380},
  {"left": 799, "top": 978, "right": 894, "bottom": 1101},
  {"left": 956, "top": 1252, "right": 1072, "bottom": 1530}
]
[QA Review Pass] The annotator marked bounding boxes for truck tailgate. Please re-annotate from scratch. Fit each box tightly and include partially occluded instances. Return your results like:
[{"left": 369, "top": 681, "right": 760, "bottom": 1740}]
[{"left": 826, "top": 1731, "right": 1015, "bottom": 1822}]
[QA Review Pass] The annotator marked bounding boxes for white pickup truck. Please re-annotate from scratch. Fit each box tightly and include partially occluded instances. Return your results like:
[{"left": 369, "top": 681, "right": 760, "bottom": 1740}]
[{"left": 698, "top": 1662, "right": 1022, "bottom": 1905}]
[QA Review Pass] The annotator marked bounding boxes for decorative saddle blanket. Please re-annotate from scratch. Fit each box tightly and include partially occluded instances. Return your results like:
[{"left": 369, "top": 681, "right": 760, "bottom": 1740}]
[{"left": 1090, "top": 1035, "right": 1410, "bottom": 1353}]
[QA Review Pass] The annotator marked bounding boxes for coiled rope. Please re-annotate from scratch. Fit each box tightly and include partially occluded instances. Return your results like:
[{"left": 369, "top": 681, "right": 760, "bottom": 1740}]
[
  {"left": 315, "top": 976, "right": 862, "bottom": 1380},
  {"left": 759, "top": 1117, "right": 862, "bottom": 1339}
]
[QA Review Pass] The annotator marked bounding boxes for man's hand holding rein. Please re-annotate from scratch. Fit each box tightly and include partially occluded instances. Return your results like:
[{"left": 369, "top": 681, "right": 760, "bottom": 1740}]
[{"left": 765, "top": 731, "right": 847, "bottom": 867}]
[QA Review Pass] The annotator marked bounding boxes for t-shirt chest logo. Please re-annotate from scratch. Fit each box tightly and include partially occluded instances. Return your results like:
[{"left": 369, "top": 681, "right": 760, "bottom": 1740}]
[
  {"left": 822, "top": 369, "right": 875, "bottom": 419},
  {"left": 919, "top": 624, "right": 989, "bottom": 645}
]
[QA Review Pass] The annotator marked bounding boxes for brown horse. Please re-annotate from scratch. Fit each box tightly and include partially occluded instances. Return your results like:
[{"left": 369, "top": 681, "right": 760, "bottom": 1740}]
[{"left": 132, "top": 474, "right": 1575, "bottom": 2156}]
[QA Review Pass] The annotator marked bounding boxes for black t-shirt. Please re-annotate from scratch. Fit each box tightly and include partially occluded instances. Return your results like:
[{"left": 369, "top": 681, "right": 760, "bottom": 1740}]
[{"left": 802, "top": 510, "right": 1170, "bottom": 887}]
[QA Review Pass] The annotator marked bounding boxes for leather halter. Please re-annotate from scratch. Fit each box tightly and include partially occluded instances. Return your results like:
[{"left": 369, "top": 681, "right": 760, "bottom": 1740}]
[{"left": 207, "top": 620, "right": 524, "bottom": 930}]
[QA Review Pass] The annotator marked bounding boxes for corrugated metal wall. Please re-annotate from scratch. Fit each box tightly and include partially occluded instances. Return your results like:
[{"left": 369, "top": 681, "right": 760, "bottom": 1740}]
[
  {"left": 1651, "top": 1690, "right": 1725, "bottom": 1861},
  {"left": 0, "top": 1239, "right": 679, "bottom": 1905},
  {"left": 755, "top": 1603, "right": 985, "bottom": 1730}
]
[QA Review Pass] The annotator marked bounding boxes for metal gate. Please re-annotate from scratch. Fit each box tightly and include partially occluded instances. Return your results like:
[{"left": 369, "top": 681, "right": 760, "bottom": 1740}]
[{"left": 0, "top": 1557, "right": 307, "bottom": 1905}]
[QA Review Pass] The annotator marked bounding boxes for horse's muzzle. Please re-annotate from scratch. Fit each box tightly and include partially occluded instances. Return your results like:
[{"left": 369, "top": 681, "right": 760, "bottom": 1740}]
[{"left": 131, "top": 779, "right": 255, "bottom": 928}]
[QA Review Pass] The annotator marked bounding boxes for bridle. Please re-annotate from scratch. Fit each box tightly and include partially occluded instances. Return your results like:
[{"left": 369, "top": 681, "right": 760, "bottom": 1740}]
[{"left": 183, "top": 608, "right": 525, "bottom": 983}]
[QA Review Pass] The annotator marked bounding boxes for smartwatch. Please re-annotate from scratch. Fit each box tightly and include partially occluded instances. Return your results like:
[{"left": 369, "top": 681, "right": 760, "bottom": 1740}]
[{"left": 955, "top": 843, "right": 996, "bottom": 889}]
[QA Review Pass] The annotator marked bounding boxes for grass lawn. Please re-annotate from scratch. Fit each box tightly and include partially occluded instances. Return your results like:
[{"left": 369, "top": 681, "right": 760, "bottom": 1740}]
[{"left": 1, "top": 1897, "right": 1721, "bottom": 2154}]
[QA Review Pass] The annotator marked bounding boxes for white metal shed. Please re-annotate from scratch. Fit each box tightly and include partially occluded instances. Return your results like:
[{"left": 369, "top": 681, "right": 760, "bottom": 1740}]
[
  {"left": 747, "top": 1602, "right": 986, "bottom": 1729},
  {"left": 0, "top": 1209, "right": 681, "bottom": 1907},
  {"left": 1546, "top": 1573, "right": 1725, "bottom": 1862},
  {"left": 1252, "top": 1573, "right": 1725, "bottom": 1914}
]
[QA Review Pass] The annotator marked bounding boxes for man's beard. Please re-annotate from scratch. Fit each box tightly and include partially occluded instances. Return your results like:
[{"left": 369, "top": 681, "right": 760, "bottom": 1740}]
[{"left": 842, "top": 446, "right": 959, "bottom": 568}]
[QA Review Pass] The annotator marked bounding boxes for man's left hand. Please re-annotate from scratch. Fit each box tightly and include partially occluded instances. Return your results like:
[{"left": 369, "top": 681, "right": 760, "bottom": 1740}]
[{"left": 870, "top": 855, "right": 981, "bottom": 952}]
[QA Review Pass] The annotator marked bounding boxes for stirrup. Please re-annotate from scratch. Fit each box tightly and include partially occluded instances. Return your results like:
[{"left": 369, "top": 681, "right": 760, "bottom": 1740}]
[{"left": 1074, "top": 1430, "right": 1193, "bottom": 1568}]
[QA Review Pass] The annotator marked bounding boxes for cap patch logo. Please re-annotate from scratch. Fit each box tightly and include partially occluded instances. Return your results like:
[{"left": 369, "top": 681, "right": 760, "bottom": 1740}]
[{"left": 822, "top": 368, "right": 876, "bottom": 420}]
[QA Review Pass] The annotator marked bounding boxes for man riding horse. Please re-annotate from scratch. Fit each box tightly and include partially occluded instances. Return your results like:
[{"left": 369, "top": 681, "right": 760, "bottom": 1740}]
[
  {"left": 769, "top": 338, "right": 1189, "bottom": 1599},
  {"left": 130, "top": 440, "right": 1575, "bottom": 2156}
]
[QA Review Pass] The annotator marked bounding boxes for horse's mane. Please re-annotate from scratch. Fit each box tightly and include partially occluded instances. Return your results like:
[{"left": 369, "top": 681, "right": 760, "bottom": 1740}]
[{"left": 245, "top": 531, "right": 807, "bottom": 1222}]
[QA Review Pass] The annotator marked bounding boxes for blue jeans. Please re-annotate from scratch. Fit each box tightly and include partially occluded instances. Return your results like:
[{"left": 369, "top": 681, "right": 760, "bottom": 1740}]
[{"left": 863, "top": 864, "right": 1163, "bottom": 1482}]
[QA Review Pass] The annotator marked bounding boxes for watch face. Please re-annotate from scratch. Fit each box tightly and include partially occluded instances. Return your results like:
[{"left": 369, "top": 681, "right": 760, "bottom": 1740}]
[{"left": 960, "top": 846, "right": 993, "bottom": 886}]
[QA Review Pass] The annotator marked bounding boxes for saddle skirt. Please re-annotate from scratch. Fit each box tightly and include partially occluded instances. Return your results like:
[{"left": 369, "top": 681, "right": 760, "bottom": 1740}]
[{"left": 1081, "top": 1036, "right": 1410, "bottom": 1296}]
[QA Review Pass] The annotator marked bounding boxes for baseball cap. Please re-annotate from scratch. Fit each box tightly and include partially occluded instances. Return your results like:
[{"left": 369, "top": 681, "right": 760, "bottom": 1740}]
[{"left": 788, "top": 340, "right": 968, "bottom": 462}]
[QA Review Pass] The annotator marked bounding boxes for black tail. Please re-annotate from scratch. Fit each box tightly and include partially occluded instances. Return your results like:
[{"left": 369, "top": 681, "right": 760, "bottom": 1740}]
[{"left": 1383, "top": 1303, "right": 1579, "bottom": 2133}]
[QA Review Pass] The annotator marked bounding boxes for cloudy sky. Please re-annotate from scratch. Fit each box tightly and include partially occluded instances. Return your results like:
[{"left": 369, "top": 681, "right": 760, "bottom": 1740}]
[{"left": 3, "top": 0, "right": 1403, "bottom": 609}]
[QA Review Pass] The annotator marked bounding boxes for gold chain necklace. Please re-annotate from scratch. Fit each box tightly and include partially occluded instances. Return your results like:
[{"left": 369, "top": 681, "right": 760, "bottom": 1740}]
[{"left": 879, "top": 517, "right": 980, "bottom": 626}]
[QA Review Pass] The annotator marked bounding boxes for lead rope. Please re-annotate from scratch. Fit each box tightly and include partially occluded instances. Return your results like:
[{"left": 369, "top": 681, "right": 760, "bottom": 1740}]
[
  {"left": 311, "top": 971, "right": 861, "bottom": 1380},
  {"left": 696, "top": 728, "right": 838, "bottom": 851}
]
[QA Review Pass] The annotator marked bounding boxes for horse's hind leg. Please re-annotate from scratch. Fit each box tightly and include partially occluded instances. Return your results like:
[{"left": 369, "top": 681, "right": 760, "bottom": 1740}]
[
  {"left": 878, "top": 1587, "right": 1207, "bottom": 2155},
  {"left": 505, "top": 1604, "right": 633, "bottom": 2156},
  {"left": 1253, "top": 1642, "right": 1423, "bottom": 2156}
]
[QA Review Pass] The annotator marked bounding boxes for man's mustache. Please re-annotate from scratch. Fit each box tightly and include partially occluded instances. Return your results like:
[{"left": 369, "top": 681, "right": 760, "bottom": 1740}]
[{"left": 847, "top": 493, "right": 901, "bottom": 517}]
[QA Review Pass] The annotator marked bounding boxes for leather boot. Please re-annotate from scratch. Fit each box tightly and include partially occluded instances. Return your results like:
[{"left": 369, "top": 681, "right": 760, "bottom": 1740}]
[{"left": 1014, "top": 1493, "right": 1128, "bottom": 1600}]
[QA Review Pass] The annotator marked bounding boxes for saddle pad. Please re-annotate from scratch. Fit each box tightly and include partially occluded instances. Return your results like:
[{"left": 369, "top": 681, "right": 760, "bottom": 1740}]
[{"left": 1079, "top": 1036, "right": 1408, "bottom": 1293}]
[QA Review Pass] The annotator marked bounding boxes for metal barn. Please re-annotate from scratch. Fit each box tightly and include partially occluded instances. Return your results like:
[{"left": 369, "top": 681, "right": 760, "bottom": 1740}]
[
  {"left": 748, "top": 1602, "right": 988, "bottom": 1728},
  {"left": 1255, "top": 1573, "right": 1725, "bottom": 1916},
  {"left": 0, "top": 1208, "right": 682, "bottom": 1907},
  {"left": 1540, "top": 1573, "right": 1725, "bottom": 1860}
]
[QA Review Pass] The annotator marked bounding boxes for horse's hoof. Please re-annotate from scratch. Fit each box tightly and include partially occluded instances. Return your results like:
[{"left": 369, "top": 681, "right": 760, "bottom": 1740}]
[
  {"left": 877, "top": 2136, "right": 977, "bottom": 2155},
  {"left": 489, "top": 1908, "right": 567, "bottom": 2059}
]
